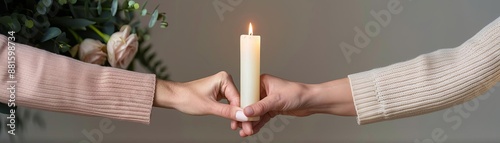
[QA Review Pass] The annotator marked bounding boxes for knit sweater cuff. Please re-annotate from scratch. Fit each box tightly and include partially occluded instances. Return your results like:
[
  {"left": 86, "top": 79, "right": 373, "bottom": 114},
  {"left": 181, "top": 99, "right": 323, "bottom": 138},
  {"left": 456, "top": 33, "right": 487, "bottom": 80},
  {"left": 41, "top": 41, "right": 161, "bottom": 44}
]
[{"left": 348, "top": 70, "right": 386, "bottom": 125}]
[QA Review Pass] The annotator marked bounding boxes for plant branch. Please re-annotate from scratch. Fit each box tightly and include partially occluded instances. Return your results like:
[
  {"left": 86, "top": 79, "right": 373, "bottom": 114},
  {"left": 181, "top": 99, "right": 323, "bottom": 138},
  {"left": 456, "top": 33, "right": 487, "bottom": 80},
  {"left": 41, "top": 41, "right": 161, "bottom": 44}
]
[{"left": 88, "top": 25, "right": 110, "bottom": 42}]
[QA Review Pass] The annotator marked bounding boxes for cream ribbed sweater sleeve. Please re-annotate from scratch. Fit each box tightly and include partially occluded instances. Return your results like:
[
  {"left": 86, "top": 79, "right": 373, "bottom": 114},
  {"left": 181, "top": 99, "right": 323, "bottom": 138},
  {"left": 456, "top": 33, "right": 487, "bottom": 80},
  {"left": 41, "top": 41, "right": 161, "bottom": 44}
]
[
  {"left": 0, "top": 35, "right": 156, "bottom": 124},
  {"left": 348, "top": 16, "right": 500, "bottom": 125}
]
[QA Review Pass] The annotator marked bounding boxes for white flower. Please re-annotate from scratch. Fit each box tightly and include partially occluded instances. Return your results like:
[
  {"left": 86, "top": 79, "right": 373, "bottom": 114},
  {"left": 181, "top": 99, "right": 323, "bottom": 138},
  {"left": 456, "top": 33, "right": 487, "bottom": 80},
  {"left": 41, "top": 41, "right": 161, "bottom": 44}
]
[
  {"left": 78, "top": 38, "right": 107, "bottom": 65},
  {"left": 107, "top": 25, "right": 139, "bottom": 69}
]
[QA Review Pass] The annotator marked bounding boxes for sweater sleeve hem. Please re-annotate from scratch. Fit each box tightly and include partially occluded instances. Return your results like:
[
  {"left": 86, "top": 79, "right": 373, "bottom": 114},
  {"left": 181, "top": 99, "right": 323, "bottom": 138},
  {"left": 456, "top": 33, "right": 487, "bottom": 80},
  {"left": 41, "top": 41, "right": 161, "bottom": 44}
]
[{"left": 348, "top": 70, "right": 387, "bottom": 125}]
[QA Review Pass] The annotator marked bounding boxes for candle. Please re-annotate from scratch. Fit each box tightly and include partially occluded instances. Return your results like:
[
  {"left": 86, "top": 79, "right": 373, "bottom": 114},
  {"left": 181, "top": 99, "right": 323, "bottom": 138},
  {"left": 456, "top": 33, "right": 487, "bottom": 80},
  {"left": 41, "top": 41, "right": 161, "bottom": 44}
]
[{"left": 240, "top": 23, "right": 260, "bottom": 121}]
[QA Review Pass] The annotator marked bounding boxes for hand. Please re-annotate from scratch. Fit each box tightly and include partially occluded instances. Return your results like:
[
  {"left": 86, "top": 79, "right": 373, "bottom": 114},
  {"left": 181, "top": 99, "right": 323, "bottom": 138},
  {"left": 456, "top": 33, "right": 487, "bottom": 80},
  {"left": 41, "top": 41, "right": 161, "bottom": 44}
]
[
  {"left": 236, "top": 74, "right": 357, "bottom": 137},
  {"left": 153, "top": 71, "right": 243, "bottom": 121}
]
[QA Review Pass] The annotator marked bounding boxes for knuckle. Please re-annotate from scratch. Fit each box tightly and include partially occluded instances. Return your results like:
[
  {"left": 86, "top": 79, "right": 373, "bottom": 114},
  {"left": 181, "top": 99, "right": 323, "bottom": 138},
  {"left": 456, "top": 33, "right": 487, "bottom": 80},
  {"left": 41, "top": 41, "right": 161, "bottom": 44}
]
[
  {"left": 260, "top": 74, "right": 270, "bottom": 80},
  {"left": 255, "top": 102, "right": 269, "bottom": 113},
  {"left": 217, "top": 71, "right": 229, "bottom": 77},
  {"left": 218, "top": 105, "right": 232, "bottom": 118}
]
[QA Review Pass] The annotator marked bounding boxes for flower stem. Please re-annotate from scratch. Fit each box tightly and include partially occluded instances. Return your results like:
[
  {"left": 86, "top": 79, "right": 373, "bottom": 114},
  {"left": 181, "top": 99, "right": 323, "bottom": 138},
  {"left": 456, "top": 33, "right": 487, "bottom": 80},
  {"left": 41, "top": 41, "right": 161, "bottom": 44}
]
[
  {"left": 88, "top": 25, "right": 110, "bottom": 42},
  {"left": 68, "top": 28, "right": 83, "bottom": 43}
]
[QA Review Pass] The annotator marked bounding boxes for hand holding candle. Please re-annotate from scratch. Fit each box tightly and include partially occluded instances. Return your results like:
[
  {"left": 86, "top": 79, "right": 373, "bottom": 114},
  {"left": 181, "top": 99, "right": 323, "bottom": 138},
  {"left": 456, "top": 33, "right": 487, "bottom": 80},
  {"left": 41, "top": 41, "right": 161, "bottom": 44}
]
[{"left": 240, "top": 23, "right": 261, "bottom": 121}]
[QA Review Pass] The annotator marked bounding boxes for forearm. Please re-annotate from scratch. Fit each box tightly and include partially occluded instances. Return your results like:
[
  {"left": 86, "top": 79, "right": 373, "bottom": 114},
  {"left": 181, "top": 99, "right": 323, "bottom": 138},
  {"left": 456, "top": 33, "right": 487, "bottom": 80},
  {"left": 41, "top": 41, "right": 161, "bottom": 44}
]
[
  {"left": 304, "top": 78, "right": 356, "bottom": 116},
  {"left": 153, "top": 79, "right": 178, "bottom": 109}
]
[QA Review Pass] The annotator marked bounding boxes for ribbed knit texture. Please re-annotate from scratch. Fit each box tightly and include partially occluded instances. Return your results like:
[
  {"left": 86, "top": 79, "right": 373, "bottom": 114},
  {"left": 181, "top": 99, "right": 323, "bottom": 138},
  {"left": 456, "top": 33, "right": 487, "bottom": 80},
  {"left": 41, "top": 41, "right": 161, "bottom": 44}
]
[
  {"left": 348, "top": 16, "right": 500, "bottom": 125},
  {"left": 0, "top": 36, "right": 156, "bottom": 124}
]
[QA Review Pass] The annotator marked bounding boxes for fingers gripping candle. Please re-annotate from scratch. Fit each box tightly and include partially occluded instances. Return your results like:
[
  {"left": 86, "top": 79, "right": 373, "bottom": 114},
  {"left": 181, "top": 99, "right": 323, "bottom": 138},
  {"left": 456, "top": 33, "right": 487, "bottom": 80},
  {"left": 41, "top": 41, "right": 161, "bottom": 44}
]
[{"left": 240, "top": 23, "right": 260, "bottom": 121}]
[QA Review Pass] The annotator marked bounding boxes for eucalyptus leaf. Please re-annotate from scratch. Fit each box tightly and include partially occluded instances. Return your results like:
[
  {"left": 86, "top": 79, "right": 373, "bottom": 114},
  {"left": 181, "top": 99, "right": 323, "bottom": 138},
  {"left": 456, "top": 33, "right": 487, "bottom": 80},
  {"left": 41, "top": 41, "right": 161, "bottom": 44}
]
[
  {"left": 20, "top": 22, "right": 39, "bottom": 38},
  {"left": 41, "top": 27, "right": 62, "bottom": 42},
  {"left": 92, "top": 10, "right": 114, "bottom": 23},
  {"left": 59, "top": 44, "right": 71, "bottom": 53},
  {"left": 51, "top": 17, "right": 96, "bottom": 28},
  {"left": 97, "top": 0, "right": 102, "bottom": 15},
  {"left": 90, "top": 17, "right": 112, "bottom": 23},
  {"left": 7, "top": 17, "right": 21, "bottom": 32},
  {"left": 133, "top": 3, "right": 139, "bottom": 9},
  {"left": 68, "top": 1, "right": 77, "bottom": 18},
  {"left": 83, "top": 0, "right": 89, "bottom": 17},
  {"left": 149, "top": 9, "right": 158, "bottom": 28},
  {"left": 128, "top": 0, "right": 135, "bottom": 8},
  {"left": 111, "top": 0, "right": 118, "bottom": 16},
  {"left": 0, "top": 16, "right": 21, "bottom": 32},
  {"left": 25, "top": 20, "right": 34, "bottom": 28},
  {"left": 36, "top": 3, "right": 47, "bottom": 14},
  {"left": 141, "top": 9, "right": 147, "bottom": 16},
  {"left": 0, "top": 16, "right": 12, "bottom": 24},
  {"left": 14, "top": 13, "right": 28, "bottom": 22},
  {"left": 102, "top": 21, "right": 114, "bottom": 35},
  {"left": 161, "top": 22, "right": 168, "bottom": 28},
  {"left": 56, "top": 32, "right": 69, "bottom": 42},
  {"left": 141, "top": 1, "right": 148, "bottom": 11},
  {"left": 42, "top": 0, "right": 52, "bottom": 7},
  {"left": 58, "top": 0, "right": 67, "bottom": 5}
]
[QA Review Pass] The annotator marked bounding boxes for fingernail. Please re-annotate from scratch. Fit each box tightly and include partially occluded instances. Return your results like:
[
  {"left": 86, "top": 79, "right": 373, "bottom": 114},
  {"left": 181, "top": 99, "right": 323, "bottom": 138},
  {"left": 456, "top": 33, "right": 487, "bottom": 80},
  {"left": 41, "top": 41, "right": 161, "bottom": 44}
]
[
  {"left": 244, "top": 107, "right": 254, "bottom": 116},
  {"left": 236, "top": 111, "right": 249, "bottom": 122}
]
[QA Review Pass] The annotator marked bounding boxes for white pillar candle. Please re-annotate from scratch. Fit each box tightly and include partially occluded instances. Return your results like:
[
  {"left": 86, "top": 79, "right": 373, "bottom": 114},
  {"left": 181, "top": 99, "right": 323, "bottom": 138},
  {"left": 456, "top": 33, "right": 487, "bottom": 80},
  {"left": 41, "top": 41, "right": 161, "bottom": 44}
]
[{"left": 240, "top": 23, "right": 260, "bottom": 121}]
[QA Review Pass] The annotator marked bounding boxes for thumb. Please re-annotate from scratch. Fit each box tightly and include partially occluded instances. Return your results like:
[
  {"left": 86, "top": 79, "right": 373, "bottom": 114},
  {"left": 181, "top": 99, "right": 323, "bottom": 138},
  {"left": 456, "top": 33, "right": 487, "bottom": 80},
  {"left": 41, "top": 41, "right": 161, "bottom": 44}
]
[
  {"left": 209, "top": 102, "right": 243, "bottom": 121},
  {"left": 243, "top": 96, "right": 276, "bottom": 117}
]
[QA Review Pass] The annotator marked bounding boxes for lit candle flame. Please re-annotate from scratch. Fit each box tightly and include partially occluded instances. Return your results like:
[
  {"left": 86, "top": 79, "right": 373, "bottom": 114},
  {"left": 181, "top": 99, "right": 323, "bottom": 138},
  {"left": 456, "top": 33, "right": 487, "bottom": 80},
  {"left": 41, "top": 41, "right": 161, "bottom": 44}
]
[{"left": 249, "top": 23, "right": 253, "bottom": 35}]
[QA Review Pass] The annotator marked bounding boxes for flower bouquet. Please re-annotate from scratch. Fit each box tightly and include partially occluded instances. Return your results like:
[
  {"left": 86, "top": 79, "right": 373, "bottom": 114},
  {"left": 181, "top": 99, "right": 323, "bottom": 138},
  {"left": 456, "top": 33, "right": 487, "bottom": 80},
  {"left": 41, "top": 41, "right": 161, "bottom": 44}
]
[
  {"left": 0, "top": 0, "right": 169, "bottom": 139},
  {"left": 0, "top": 0, "right": 169, "bottom": 78}
]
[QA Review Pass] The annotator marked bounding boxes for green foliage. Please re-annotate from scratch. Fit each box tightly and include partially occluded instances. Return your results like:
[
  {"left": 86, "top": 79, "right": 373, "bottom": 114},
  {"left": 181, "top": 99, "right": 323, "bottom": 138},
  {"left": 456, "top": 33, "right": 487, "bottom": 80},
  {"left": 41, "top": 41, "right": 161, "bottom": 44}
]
[
  {"left": 58, "top": 0, "right": 68, "bottom": 5},
  {"left": 0, "top": 0, "right": 170, "bottom": 77},
  {"left": 136, "top": 42, "right": 169, "bottom": 80},
  {"left": 149, "top": 7, "right": 159, "bottom": 28},
  {"left": 24, "top": 20, "right": 34, "bottom": 28},
  {"left": 51, "top": 17, "right": 96, "bottom": 28},
  {"left": 41, "top": 27, "right": 61, "bottom": 42},
  {"left": 0, "top": 1, "right": 171, "bottom": 130},
  {"left": 111, "top": 0, "right": 118, "bottom": 16},
  {"left": 97, "top": 0, "right": 102, "bottom": 15}
]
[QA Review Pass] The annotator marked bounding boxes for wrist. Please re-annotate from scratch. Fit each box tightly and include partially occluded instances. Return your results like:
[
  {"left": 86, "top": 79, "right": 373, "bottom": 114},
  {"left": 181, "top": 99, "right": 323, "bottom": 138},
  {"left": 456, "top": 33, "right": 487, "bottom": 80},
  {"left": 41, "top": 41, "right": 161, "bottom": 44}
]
[
  {"left": 153, "top": 79, "right": 180, "bottom": 109},
  {"left": 304, "top": 78, "right": 356, "bottom": 116}
]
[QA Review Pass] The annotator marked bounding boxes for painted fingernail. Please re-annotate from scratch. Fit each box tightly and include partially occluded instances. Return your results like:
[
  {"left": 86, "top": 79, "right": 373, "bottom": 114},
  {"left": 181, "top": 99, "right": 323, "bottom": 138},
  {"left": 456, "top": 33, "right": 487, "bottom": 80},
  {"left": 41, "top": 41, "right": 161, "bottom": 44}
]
[{"left": 236, "top": 111, "right": 249, "bottom": 122}]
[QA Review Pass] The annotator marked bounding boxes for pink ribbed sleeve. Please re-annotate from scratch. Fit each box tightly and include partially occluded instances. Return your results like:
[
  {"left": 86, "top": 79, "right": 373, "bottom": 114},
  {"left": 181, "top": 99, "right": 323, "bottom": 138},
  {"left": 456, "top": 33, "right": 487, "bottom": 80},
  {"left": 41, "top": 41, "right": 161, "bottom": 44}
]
[{"left": 0, "top": 35, "right": 156, "bottom": 124}]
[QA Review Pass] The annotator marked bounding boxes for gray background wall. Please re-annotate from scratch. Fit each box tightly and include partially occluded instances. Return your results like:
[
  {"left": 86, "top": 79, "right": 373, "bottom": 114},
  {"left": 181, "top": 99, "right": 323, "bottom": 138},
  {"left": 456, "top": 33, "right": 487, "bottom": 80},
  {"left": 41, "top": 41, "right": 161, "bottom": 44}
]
[{"left": 1, "top": 0, "right": 500, "bottom": 142}]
